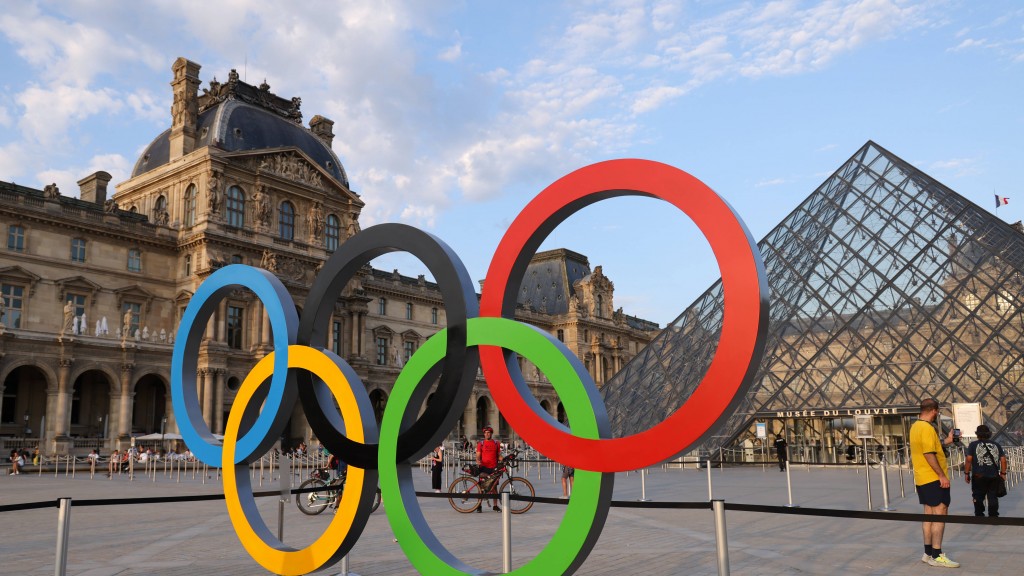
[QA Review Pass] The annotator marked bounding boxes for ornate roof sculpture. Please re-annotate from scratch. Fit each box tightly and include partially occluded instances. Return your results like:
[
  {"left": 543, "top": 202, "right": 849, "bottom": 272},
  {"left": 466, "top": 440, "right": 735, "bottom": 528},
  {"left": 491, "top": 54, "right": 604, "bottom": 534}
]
[
  {"left": 131, "top": 68, "right": 348, "bottom": 186},
  {"left": 603, "top": 141, "right": 1024, "bottom": 449}
]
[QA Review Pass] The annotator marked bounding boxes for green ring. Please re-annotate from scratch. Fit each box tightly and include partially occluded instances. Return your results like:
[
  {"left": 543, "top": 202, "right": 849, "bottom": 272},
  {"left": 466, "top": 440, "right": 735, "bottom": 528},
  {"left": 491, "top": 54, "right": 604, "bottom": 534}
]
[{"left": 379, "top": 317, "right": 613, "bottom": 575}]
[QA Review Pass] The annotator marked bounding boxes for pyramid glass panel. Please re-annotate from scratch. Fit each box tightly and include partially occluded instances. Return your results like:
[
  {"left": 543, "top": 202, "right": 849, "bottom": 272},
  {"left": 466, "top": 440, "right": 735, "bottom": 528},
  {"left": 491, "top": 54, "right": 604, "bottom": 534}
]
[{"left": 603, "top": 141, "right": 1024, "bottom": 460}]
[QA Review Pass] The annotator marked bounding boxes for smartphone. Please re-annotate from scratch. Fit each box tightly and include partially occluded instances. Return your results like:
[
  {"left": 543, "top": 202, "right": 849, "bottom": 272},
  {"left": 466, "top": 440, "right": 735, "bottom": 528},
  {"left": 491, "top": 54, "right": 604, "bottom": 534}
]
[{"left": 953, "top": 428, "right": 961, "bottom": 437}]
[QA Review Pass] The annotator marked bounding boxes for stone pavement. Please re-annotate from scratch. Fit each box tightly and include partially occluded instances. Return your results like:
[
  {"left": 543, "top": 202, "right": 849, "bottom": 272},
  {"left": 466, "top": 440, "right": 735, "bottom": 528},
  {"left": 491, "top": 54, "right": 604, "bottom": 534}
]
[{"left": 1, "top": 461, "right": 1021, "bottom": 575}]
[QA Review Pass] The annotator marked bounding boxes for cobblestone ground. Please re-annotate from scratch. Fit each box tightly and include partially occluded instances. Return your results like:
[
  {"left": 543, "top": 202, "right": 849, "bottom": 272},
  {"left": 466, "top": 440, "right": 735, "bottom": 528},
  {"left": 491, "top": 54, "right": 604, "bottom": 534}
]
[{"left": 1, "top": 462, "right": 1021, "bottom": 575}]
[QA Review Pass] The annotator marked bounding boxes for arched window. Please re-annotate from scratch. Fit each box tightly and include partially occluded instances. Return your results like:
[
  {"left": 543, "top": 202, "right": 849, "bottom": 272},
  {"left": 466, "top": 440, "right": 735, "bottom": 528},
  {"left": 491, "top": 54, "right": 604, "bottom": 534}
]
[
  {"left": 325, "top": 214, "right": 340, "bottom": 251},
  {"left": 155, "top": 195, "right": 167, "bottom": 213},
  {"left": 184, "top": 185, "right": 197, "bottom": 227},
  {"left": 226, "top": 186, "right": 245, "bottom": 228},
  {"left": 278, "top": 201, "right": 295, "bottom": 240}
]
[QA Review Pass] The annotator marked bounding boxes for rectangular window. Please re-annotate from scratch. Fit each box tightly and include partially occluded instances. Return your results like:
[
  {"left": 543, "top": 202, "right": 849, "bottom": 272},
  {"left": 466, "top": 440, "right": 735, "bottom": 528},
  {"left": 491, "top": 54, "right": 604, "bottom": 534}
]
[
  {"left": 332, "top": 321, "right": 342, "bottom": 356},
  {"left": 557, "top": 329, "right": 564, "bottom": 342},
  {"left": 71, "top": 238, "right": 86, "bottom": 262},
  {"left": 68, "top": 293, "right": 87, "bottom": 319},
  {"left": 378, "top": 298, "right": 387, "bottom": 315},
  {"left": 404, "top": 340, "right": 415, "bottom": 363},
  {"left": 376, "top": 337, "right": 388, "bottom": 365},
  {"left": 431, "top": 307, "right": 438, "bottom": 325},
  {"left": 184, "top": 254, "right": 192, "bottom": 276},
  {"left": 121, "top": 302, "right": 141, "bottom": 337},
  {"left": 7, "top": 225, "right": 24, "bottom": 252},
  {"left": 1, "top": 284, "right": 24, "bottom": 329},
  {"left": 405, "top": 302, "right": 413, "bottom": 320},
  {"left": 128, "top": 248, "right": 142, "bottom": 272},
  {"left": 227, "top": 305, "right": 244, "bottom": 349}
]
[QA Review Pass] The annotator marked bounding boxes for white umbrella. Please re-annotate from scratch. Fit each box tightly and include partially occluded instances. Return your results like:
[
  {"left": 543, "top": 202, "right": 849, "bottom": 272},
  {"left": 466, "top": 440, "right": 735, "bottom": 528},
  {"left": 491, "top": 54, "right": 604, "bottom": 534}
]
[{"left": 136, "top": 432, "right": 183, "bottom": 441}]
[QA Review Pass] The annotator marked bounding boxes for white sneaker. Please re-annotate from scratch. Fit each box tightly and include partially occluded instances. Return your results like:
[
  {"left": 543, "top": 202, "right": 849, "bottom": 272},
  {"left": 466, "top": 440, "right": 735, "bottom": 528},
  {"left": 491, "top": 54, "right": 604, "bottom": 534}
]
[
  {"left": 922, "top": 553, "right": 931, "bottom": 564},
  {"left": 927, "top": 553, "right": 960, "bottom": 568}
]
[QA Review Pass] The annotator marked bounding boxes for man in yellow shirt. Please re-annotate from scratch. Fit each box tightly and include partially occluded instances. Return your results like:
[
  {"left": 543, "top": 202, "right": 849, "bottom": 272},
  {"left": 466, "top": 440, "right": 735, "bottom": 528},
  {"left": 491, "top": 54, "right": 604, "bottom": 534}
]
[{"left": 909, "top": 398, "right": 958, "bottom": 568}]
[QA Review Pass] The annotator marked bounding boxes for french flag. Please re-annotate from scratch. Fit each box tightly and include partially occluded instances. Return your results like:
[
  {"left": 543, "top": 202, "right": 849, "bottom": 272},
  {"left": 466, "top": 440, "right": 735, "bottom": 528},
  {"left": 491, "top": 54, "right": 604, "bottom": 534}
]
[{"left": 995, "top": 195, "right": 1010, "bottom": 208}]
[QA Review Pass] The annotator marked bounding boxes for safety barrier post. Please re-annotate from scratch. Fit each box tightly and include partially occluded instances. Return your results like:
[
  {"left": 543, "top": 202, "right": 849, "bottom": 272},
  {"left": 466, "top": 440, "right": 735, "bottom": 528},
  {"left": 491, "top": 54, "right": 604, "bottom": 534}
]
[
  {"left": 279, "top": 451, "right": 291, "bottom": 542},
  {"left": 638, "top": 468, "right": 651, "bottom": 502},
  {"left": 862, "top": 446, "right": 872, "bottom": 511},
  {"left": 706, "top": 456, "right": 713, "bottom": 501},
  {"left": 712, "top": 499, "right": 730, "bottom": 576},
  {"left": 501, "top": 492, "right": 512, "bottom": 573},
  {"left": 898, "top": 450, "right": 905, "bottom": 499},
  {"left": 784, "top": 461, "right": 797, "bottom": 507},
  {"left": 339, "top": 554, "right": 350, "bottom": 575},
  {"left": 878, "top": 457, "right": 894, "bottom": 511},
  {"left": 55, "top": 497, "right": 72, "bottom": 576}
]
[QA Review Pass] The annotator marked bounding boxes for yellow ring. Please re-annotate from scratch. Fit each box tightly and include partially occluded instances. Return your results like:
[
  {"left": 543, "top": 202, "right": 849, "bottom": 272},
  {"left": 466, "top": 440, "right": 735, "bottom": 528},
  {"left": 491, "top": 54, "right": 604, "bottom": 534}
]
[{"left": 222, "top": 345, "right": 368, "bottom": 575}]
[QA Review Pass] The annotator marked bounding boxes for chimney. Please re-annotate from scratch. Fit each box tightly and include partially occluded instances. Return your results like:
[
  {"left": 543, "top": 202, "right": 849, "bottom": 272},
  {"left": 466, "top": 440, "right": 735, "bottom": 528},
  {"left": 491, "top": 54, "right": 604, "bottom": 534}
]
[
  {"left": 309, "top": 115, "right": 335, "bottom": 147},
  {"left": 77, "top": 171, "right": 113, "bottom": 204},
  {"left": 169, "top": 57, "right": 202, "bottom": 160}
]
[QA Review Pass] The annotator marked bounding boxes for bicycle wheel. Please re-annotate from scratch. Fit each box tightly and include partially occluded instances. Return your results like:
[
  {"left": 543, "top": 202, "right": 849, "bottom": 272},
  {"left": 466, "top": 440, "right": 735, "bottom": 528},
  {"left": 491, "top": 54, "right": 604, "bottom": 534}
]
[
  {"left": 371, "top": 487, "right": 382, "bottom": 513},
  {"left": 499, "top": 476, "right": 535, "bottom": 514},
  {"left": 296, "top": 478, "right": 331, "bottom": 516},
  {"left": 448, "top": 476, "right": 482, "bottom": 513}
]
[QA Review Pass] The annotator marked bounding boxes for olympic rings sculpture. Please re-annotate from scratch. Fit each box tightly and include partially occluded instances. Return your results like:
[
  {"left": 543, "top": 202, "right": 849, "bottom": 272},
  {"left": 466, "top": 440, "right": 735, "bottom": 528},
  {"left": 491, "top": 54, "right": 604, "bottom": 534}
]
[{"left": 170, "top": 159, "right": 769, "bottom": 575}]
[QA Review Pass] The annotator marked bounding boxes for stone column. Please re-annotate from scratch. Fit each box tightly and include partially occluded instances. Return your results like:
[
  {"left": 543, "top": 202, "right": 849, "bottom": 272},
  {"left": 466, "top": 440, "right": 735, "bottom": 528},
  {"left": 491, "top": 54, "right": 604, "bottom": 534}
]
[
  {"left": 108, "top": 394, "right": 121, "bottom": 443},
  {"left": 54, "top": 358, "right": 73, "bottom": 439},
  {"left": 463, "top": 399, "right": 477, "bottom": 441},
  {"left": 217, "top": 300, "right": 227, "bottom": 342},
  {"left": 201, "top": 368, "right": 214, "bottom": 427},
  {"left": 117, "top": 363, "right": 134, "bottom": 439},
  {"left": 213, "top": 368, "right": 225, "bottom": 434},
  {"left": 350, "top": 311, "right": 361, "bottom": 358}
]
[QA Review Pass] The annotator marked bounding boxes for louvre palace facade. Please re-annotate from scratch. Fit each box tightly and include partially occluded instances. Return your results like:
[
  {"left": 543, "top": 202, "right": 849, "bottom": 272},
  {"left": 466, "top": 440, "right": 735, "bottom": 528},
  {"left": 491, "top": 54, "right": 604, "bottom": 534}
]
[
  {"left": 0, "top": 57, "right": 658, "bottom": 455},
  {"left": 604, "top": 141, "right": 1024, "bottom": 463}
]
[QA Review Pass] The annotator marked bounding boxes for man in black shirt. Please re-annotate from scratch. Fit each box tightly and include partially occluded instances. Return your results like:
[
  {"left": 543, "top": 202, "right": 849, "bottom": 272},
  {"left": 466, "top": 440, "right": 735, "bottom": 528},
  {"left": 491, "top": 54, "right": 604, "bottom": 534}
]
[
  {"left": 773, "top": 434, "right": 788, "bottom": 471},
  {"left": 965, "top": 424, "right": 1007, "bottom": 517}
]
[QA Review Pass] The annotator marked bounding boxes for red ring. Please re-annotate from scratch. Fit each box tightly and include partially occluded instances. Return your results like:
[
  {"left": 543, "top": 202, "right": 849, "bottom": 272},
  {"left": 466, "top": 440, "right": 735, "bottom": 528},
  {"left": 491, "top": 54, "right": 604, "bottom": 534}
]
[{"left": 480, "top": 159, "right": 768, "bottom": 472}]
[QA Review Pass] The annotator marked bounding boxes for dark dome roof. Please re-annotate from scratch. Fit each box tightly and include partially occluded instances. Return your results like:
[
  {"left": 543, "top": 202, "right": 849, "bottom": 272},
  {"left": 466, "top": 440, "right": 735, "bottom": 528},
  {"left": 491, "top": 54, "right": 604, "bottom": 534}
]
[{"left": 131, "top": 100, "right": 349, "bottom": 186}]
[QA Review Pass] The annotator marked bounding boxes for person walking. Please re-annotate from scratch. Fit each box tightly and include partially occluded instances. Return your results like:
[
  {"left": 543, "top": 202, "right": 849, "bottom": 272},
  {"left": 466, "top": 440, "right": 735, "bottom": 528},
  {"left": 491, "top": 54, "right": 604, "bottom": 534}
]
[
  {"left": 773, "top": 434, "right": 788, "bottom": 471},
  {"left": 910, "top": 398, "right": 959, "bottom": 568},
  {"left": 965, "top": 424, "right": 1007, "bottom": 518},
  {"left": 430, "top": 445, "right": 444, "bottom": 493}
]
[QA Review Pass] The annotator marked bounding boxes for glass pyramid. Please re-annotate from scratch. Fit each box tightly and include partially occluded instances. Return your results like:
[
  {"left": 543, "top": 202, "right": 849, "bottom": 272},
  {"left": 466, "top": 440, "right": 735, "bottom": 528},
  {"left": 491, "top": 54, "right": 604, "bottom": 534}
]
[{"left": 603, "top": 141, "right": 1024, "bottom": 457}]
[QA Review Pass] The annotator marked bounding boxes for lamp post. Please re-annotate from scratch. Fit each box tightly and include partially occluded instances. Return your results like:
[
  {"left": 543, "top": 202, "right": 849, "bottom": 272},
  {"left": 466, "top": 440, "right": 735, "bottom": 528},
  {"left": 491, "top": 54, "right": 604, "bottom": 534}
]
[{"left": 160, "top": 416, "right": 167, "bottom": 452}]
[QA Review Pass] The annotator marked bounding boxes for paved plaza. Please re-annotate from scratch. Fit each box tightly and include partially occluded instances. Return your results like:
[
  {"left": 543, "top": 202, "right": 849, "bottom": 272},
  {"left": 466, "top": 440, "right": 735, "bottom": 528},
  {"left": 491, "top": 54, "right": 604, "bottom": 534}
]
[{"left": 1, "top": 461, "right": 1021, "bottom": 575}]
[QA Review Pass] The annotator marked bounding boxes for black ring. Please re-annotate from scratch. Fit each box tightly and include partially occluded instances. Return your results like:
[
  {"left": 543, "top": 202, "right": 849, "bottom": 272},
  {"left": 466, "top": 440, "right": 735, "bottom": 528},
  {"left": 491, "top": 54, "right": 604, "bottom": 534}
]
[{"left": 296, "top": 223, "right": 478, "bottom": 469}]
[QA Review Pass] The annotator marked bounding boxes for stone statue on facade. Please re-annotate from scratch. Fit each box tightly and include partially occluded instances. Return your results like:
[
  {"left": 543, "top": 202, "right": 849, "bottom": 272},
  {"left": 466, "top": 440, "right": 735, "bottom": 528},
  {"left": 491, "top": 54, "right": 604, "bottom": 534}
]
[
  {"left": 309, "top": 201, "right": 325, "bottom": 239},
  {"left": 79, "top": 312, "right": 87, "bottom": 336},
  {"left": 260, "top": 249, "right": 278, "bottom": 272},
  {"left": 44, "top": 183, "right": 61, "bottom": 199},
  {"left": 104, "top": 199, "right": 119, "bottom": 213},
  {"left": 142, "top": 326, "right": 149, "bottom": 340},
  {"left": 121, "top": 309, "right": 133, "bottom": 345},
  {"left": 62, "top": 301, "right": 74, "bottom": 334},
  {"left": 390, "top": 342, "right": 404, "bottom": 368},
  {"left": 253, "top": 186, "right": 272, "bottom": 227},
  {"left": 207, "top": 171, "right": 221, "bottom": 214}
]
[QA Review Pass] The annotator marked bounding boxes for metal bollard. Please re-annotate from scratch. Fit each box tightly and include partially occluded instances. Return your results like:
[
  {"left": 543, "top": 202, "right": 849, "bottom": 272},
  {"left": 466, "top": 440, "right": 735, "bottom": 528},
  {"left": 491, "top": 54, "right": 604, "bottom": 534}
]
[
  {"left": 863, "top": 448, "right": 872, "bottom": 511},
  {"left": 784, "top": 461, "right": 797, "bottom": 507},
  {"left": 502, "top": 492, "right": 512, "bottom": 573},
  {"left": 55, "top": 498, "right": 72, "bottom": 576},
  {"left": 706, "top": 456, "right": 713, "bottom": 501},
  {"left": 638, "top": 468, "right": 651, "bottom": 502},
  {"left": 712, "top": 499, "right": 730, "bottom": 576},
  {"left": 340, "top": 554, "right": 350, "bottom": 575},
  {"left": 878, "top": 457, "right": 894, "bottom": 511}
]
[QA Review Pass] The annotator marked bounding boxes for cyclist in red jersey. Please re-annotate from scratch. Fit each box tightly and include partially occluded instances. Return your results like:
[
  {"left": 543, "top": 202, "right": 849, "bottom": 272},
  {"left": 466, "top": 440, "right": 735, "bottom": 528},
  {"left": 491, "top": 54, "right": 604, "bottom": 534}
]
[{"left": 476, "top": 426, "right": 502, "bottom": 512}]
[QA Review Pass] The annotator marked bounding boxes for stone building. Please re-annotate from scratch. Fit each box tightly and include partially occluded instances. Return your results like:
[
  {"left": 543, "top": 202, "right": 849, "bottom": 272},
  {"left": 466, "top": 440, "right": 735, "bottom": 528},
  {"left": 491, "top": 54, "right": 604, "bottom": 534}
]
[{"left": 0, "top": 57, "right": 657, "bottom": 454}]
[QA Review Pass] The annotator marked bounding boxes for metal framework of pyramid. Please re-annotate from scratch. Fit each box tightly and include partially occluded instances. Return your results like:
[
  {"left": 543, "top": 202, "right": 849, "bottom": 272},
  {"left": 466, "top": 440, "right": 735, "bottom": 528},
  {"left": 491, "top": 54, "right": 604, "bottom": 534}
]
[{"left": 603, "top": 141, "right": 1024, "bottom": 452}]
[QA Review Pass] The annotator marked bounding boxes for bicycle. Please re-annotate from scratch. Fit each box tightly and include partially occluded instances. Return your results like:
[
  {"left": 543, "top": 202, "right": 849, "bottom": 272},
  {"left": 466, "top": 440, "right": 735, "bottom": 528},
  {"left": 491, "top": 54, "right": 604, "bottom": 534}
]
[
  {"left": 296, "top": 467, "right": 382, "bottom": 516},
  {"left": 447, "top": 449, "right": 535, "bottom": 514}
]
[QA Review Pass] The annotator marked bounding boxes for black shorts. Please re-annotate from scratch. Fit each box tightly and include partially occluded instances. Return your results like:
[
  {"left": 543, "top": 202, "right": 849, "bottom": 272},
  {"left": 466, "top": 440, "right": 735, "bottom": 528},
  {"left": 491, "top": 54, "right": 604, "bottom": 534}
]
[
  {"left": 561, "top": 465, "right": 575, "bottom": 478},
  {"left": 916, "top": 480, "right": 951, "bottom": 507}
]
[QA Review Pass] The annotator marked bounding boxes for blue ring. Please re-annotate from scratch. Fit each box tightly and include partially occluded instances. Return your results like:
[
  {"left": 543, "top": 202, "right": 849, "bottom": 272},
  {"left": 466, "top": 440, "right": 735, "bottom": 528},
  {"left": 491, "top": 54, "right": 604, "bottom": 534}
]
[{"left": 171, "top": 265, "right": 298, "bottom": 465}]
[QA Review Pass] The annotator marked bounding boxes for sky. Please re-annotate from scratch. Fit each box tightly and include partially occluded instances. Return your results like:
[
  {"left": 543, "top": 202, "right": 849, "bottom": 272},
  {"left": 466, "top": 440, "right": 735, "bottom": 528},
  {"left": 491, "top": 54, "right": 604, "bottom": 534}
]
[{"left": 0, "top": 1, "right": 1022, "bottom": 327}]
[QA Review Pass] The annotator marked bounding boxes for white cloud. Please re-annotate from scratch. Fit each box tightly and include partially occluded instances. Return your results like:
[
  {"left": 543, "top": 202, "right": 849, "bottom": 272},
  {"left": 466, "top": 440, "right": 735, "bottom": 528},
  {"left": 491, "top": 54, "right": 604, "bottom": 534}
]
[
  {"left": 36, "top": 153, "right": 131, "bottom": 200},
  {"left": 0, "top": 105, "right": 10, "bottom": 128},
  {"left": 16, "top": 85, "right": 123, "bottom": 146},
  {"left": 756, "top": 178, "right": 787, "bottom": 188},
  {"left": 950, "top": 38, "right": 986, "bottom": 51}
]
